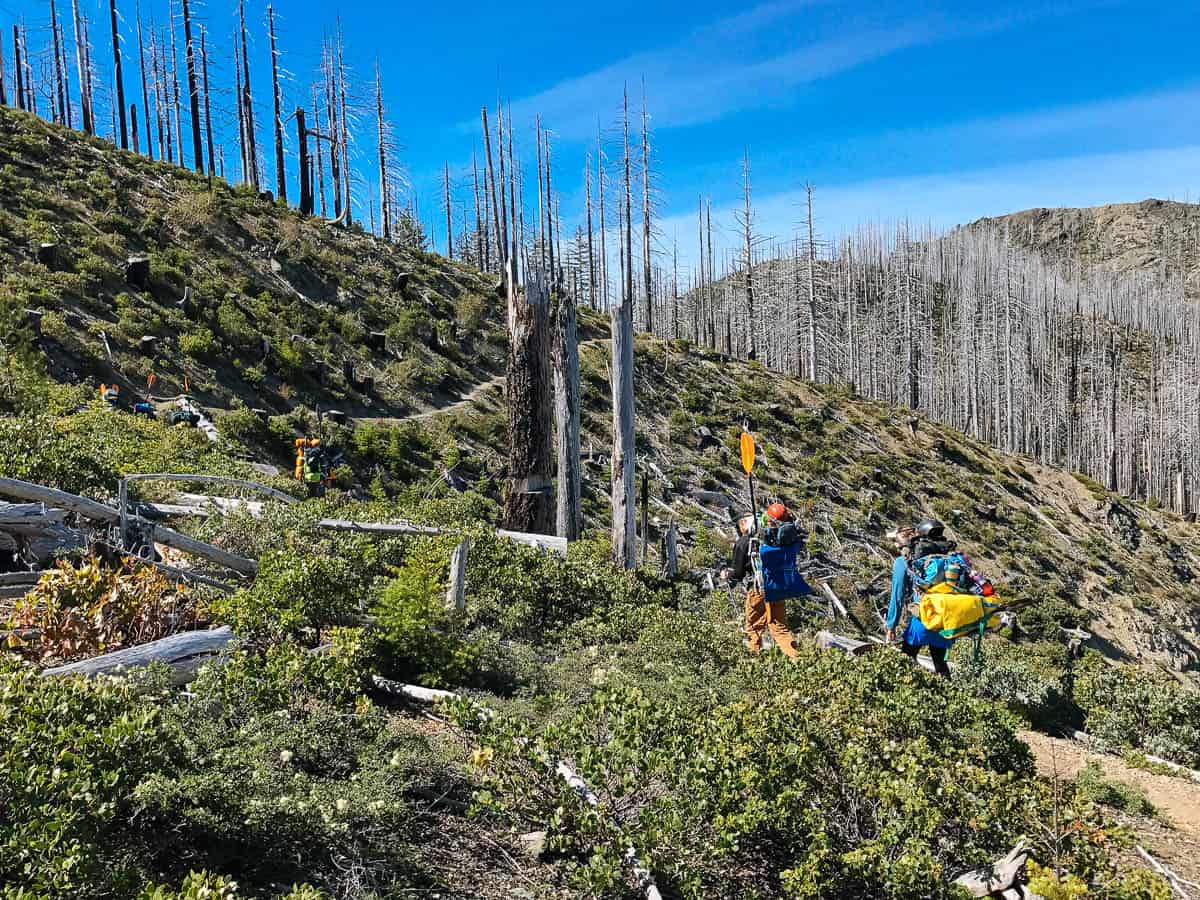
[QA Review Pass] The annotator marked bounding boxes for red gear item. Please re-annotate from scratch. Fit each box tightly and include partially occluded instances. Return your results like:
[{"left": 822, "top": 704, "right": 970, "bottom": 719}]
[{"left": 766, "top": 502, "right": 792, "bottom": 523}]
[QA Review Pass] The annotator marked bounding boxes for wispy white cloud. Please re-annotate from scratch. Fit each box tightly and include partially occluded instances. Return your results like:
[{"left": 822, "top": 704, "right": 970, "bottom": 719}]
[{"left": 486, "top": 0, "right": 1097, "bottom": 142}]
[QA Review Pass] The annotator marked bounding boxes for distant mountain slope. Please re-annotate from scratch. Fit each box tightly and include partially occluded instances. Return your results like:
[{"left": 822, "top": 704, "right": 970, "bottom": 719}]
[{"left": 968, "top": 199, "right": 1200, "bottom": 296}]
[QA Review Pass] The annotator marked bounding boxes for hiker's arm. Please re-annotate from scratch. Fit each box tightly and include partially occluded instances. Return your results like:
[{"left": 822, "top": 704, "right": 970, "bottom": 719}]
[{"left": 885, "top": 556, "right": 907, "bottom": 638}]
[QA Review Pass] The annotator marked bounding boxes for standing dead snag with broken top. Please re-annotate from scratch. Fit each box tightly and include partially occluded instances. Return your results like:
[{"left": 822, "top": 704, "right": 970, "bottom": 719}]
[
  {"left": 504, "top": 272, "right": 555, "bottom": 535},
  {"left": 268, "top": 5, "right": 285, "bottom": 199}
]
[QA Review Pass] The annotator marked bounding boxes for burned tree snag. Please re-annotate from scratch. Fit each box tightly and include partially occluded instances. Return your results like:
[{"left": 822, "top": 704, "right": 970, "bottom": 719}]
[
  {"left": 374, "top": 61, "right": 388, "bottom": 239},
  {"left": 200, "top": 26, "right": 213, "bottom": 177},
  {"left": 135, "top": 3, "right": 152, "bottom": 158},
  {"left": 611, "top": 91, "right": 637, "bottom": 569},
  {"left": 238, "top": 0, "right": 258, "bottom": 188},
  {"left": 50, "top": 0, "right": 67, "bottom": 125},
  {"left": 504, "top": 272, "right": 555, "bottom": 535},
  {"left": 268, "top": 5, "right": 285, "bottom": 199},
  {"left": 554, "top": 283, "right": 582, "bottom": 541},
  {"left": 13, "top": 26, "right": 25, "bottom": 112},
  {"left": 296, "top": 107, "right": 312, "bottom": 215},
  {"left": 108, "top": 0, "right": 128, "bottom": 148},
  {"left": 181, "top": 0, "right": 202, "bottom": 172}
]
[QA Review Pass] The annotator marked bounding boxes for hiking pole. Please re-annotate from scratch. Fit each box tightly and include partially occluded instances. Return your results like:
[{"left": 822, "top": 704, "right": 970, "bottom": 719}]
[{"left": 821, "top": 582, "right": 874, "bottom": 640}]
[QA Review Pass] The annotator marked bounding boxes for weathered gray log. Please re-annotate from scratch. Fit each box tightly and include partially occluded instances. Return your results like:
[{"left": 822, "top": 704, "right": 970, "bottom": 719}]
[
  {"left": 952, "top": 843, "right": 1032, "bottom": 898},
  {"left": 0, "top": 478, "right": 257, "bottom": 575},
  {"left": 42, "top": 626, "right": 236, "bottom": 685},
  {"left": 815, "top": 631, "right": 876, "bottom": 656},
  {"left": 177, "top": 398, "right": 219, "bottom": 444},
  {"left": 446, "top": 537, "right": 469, "bottom": 613},
  {"left": 316, "top": 518, "right": 567, "bottom": 555},
  {"left": 368, "top": 675, "right": 459, "bottom": 704},
  {"left": 0, "top": 570, "right": 43, "bottom": 586},
  {"left": 0, "top": 503, "right": 68, "bottom": 527}
]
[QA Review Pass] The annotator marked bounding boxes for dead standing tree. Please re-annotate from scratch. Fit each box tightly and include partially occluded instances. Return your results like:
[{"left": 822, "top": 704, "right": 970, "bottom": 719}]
[
  {"left": 611, "top": 90, "right": 637, "bottom": 568},
  {"left": 181, "top": 0, "right": 201, "bottom": 171},
  {"left": 134, "top": 2, "right": 151, "bottom": 158},
  {"left": 237, "top": 0, "right": 258, "bottom": 188},
  {"left": 268, "top": 4, "right": 285, "bottom": 199},
  {"left": 108, "top": 0, "right": 127, "bottom": 148}
]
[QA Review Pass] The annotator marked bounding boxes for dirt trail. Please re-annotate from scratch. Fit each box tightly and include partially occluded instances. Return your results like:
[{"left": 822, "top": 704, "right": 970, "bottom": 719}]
[{"left": 1019, "top": 730, "right": 1200, "bottom": 882}]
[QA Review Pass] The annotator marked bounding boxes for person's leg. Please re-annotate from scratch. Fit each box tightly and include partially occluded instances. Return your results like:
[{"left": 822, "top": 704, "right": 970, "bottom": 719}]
[
  {"left": 765, "top": 601, "right": 799, "bottom": 659},
  {"left": 745, "top": 589, "right": 767, "bottom": 652},
  {"left": 900, "top": 640, "right": 919, "bottom": 662},
  {"left": 929, "top": 646, "right": 951, "bottom": 678}
]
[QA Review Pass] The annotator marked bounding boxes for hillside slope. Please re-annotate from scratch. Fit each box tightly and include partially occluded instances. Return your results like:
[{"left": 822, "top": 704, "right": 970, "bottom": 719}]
[
  {"left": 0, "top": 106, "right": 506, "bottom": 418},
  {"left": 968, "top": 198, "right": 1200, "bottom": 296}
]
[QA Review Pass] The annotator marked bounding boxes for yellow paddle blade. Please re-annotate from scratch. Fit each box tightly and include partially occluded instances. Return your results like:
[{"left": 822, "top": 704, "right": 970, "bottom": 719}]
[{"left": 740, "top": 432, "right": 756, "bottom": 475}]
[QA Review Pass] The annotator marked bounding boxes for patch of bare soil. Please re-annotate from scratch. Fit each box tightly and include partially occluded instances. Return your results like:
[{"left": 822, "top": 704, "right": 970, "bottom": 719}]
[{"left": 1020, "top": 730, "right": 1200, "bottom": 884}]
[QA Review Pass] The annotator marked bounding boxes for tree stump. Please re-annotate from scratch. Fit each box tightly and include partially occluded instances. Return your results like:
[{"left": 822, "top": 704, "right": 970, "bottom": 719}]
[
  {"left": 125, "top": 256, "right": 151, "bottom": 289},
  {"left": 139, "top": 335, "right": 158, "bottom": 356},
  {"left": 395, "top": 271, "right": 410, "bottom": 294},
  {"left": 23, "top": 308, "right": 43, "bottom": 335},
  {"left": 36, "top": 242, "right": 58, "bottom": 268},
  {"left": 367, "top": 331, "right": 387, "bottom": 351},
  {"left": 258, "top": 190, "right": 275, "bottom": 203},
  {"left": 906, "top": 417, "right": 920, "bottom": 438},
  {"left": 357, "top": 375, "right": 375, "bottom": 393},
  {"left": 342, "top": 359, "right": 356, "bottom": 384},
  {"left": 324, "top": 410, "right": 346, "bottom": 425}
]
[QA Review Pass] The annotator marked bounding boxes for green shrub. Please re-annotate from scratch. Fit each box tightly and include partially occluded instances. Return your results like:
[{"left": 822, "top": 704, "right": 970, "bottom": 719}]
[
  {"left": 1073, "top": 655, "right": 1200, "bottom": 766},
  {"left": 1073, "top": 762, "right": 1157, "bottom": 818},
  {"left": 211, "top": 548, "right": 369, "bottom": 643},
  {"left": 216, "top": 406, "right": 264, "bottom": 446},
  {"left": 179, "top": 327, "right": 216, "bottom": 358}
]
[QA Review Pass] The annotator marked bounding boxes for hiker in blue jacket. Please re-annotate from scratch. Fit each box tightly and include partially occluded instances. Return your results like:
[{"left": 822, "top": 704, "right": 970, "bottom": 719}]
[{"left": 885, "top": 522, "right": 953, "bottom": 677}]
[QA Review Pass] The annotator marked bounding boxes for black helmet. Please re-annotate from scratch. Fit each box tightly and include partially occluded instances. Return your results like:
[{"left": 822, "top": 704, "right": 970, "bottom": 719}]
[{"left": 916, "top": 518, "right": 944, "bottom": 539}]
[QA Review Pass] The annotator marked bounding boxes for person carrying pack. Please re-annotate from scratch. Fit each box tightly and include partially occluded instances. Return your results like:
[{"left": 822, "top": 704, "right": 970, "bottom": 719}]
[
  {"left": 885, "top": 518, "right": 1000, "bottom": 676},
  {"left": 721, "top": 502, "right": 813, "bottom": 659}
]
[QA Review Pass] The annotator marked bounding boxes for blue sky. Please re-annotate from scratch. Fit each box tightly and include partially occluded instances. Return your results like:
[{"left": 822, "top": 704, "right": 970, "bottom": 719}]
[{"left": 3, "top": 0, "right": 1199, "bottom": 271}]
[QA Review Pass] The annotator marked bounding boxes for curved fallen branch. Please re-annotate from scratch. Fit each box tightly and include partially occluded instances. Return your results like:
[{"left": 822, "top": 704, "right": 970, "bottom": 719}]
[{"left": 41, "top": 626, "right": 236, "bottom": 686}]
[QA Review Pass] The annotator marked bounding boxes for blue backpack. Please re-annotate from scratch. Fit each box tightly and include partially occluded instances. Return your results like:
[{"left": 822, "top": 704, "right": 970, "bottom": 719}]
[
  {"left": 759, "top": 541, "right": 812, "bottom": 602},
  {"left": 914, "top": 552, "right": 971, "bottom": 590}
]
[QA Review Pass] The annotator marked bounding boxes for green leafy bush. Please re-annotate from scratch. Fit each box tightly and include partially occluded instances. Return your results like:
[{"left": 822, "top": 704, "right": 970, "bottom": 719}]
[
  {"left": 1073, "top": 654, "right": 1200, "bottom": 766},
  {"left": 1073, "top": 762, "right": 1157, "bottom": 818}
]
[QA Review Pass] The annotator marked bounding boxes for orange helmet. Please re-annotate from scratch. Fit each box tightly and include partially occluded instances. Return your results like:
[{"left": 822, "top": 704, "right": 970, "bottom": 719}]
[{"left": 765, "top": 502, "right": 792, "bottom": 524}]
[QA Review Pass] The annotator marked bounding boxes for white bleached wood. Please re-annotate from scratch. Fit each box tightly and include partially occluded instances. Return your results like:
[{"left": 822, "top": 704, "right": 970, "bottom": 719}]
[{"left": 41, "top": 626, "right": 236, "bottom": 685}]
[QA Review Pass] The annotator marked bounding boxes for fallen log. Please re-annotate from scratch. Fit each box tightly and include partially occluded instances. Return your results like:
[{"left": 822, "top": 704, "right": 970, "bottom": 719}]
[
  {"left": 815, "top": 631, "right": 876, "bottom": 656},
  {"left": 41, "top": 626, "right": 236, "bottom": 686},
  {"left": 317, "top": 519, "right": 567, "bottom": 555},
  {"left": 0, "top": 478, "right": 257, "bottom": 575},
  {"left": 0, "top": 571, "right": 43, "bottom": 586}
]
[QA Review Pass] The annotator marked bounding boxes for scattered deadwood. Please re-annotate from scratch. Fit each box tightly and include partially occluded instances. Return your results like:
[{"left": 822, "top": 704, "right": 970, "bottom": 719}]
[
  {"left": 0, "top": 477, "right": 257, "bottom": 575},
  {"left": 377, "top": 675, "right": 662, "bottom": 899},
  {"left": 41, "top": 626, "right": 236, "bottom": 685},
  {"left": 1136, "top": 845, "right": 1198, "bottom": 899},
  {"left": 1071, "top": 730, "right": 1200, "bottom": 785},
  {"left": 952, "top": 843, "right": 1039, "bottom": 899},
  {"left": 815, "top": 631, "right": 876, "bottom": 656},
  {"left": 446, "top": 538, "right": 469, "bottom": 613},
  {"left": 316, "top": 518, "right": 567, "bottom": 555}
]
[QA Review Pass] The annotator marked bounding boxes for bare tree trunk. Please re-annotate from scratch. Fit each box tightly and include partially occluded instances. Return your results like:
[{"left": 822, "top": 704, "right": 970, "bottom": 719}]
[
  {"left": 181, "top": 0, "right": 201, "bottom": 171},
  {"left": 168, "top": 1, "right": 183, "bottom": 166},
  {"left": 312, "top": 83, "right": 326, "bottom": 216},
  {"left": 325, "top": 47, "right": 339, "bottom": 217},
  {"left": 238, "top": 0, "right": 257, "bottom": 187},
  {"left": 154, "top": 27, "right": 170, "bottom": 162},
  {"left": 296, "top": 106, "right": 312, "bottom": 214},
  {"left": 641, "top": 89, "right": 653, "bottom": 334},
  {"left": 268, "top": 5, "right": 285, "bottom": 197},
  {"left": 586, "top": 153, "right": 597, "bottom": 310},
  {"left": 108, "top": 0, "right": 128, "bottom": 148},
  {"left": 805, "top": 183, "right": 818, "bottom": 381},
  {"left": 374, "top": 61, "right": 388, "bottom": 239},
  {"left": 0, "top": 35, "right": 7, "bottom": 107},
  {"left": 12, "top": 26, "right": 25, "bottom": 112},
  {"left": 611, "top": 90, "right": 637, "bottom": 569},
  {"left": 135, "top": 3, "right": 151, "bottom": 158},
  {"left": 22, "top": 22, "right": 35, "bottom": 115},
  {"left": 598, "top": 130, "right": 607, "bottom": 308},
  {"left": 50, "top": 0, "right": 67, "bottom": 125},
  {"left": 74, "top": 4, "right": 95, "bottom": 135},
  {"left": 471, "top": 149, "right": 483, "bottom": 268},
  {"left": 554, "top": 283, "right": 582, "bottom": 540},
  {"left": 481, "top": 107, "right": 505, "bottom": 282},
  {"left": 443, "top": 162, "right": 453, "bottom": 258},
  {"left": 130, "top": 102, "right": 139, "bottom": 151},
  {"left": 740, "top": 153, "right": 758, "bottom": 361},
  {"left": 336, "top": 24, "right": 350, "bottom": 225},
  {"left": 200, "top": 26, "right": 213, "bottom": 178},
  {"left": 504, "top": 272, "right": 555, "bottom": 534}
]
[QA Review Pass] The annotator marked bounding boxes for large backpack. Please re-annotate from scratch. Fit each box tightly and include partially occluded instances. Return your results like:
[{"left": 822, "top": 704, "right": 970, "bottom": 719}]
[
  {"left": 914, "top": 551, "right": 972, "bottom": 591},
  {"left": 917, "top": 582, "right": 1002, "bottom": 640},
  {"left": 759, "top": 539, "right": 812, "bottom": 603}
]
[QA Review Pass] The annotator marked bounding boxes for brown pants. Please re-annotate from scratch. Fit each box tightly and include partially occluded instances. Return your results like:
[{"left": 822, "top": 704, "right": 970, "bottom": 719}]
[{"left": 745, "top": 589, "right": 798, "bottom": 658}]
